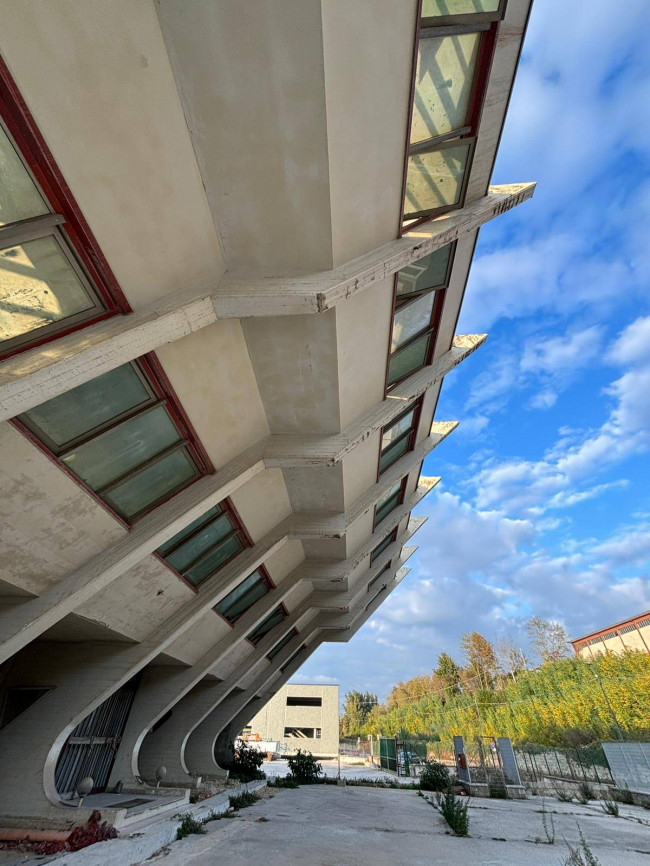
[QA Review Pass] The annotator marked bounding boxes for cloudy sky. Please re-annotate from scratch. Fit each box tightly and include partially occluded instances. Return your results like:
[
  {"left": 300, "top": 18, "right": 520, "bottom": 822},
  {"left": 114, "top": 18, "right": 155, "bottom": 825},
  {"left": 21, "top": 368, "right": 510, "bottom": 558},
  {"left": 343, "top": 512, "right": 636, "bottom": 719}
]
[{"left": 293, "top": 0, "right": 650, "bottom": 702}]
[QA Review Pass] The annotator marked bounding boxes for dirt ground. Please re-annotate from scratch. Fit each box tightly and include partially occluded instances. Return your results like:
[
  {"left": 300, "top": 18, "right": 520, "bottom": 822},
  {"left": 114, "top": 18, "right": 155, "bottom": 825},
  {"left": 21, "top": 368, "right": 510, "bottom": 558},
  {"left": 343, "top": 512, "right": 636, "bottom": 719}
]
[{"left": 145, "top": 784, "right": 650, "bottom": 866}]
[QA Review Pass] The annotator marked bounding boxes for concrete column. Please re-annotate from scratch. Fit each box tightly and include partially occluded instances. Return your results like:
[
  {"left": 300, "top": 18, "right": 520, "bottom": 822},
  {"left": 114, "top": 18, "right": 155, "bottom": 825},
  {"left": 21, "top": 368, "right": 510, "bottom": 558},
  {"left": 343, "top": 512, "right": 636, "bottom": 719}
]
[
  {"left": 136, "top": 610, "right": 319, "bottom": 784},
  {"left": 107, "top": 568, "right": 304, "bottom": 786},
  {"left": 185, "top": 636, "right": 322, "bottom": 775}
]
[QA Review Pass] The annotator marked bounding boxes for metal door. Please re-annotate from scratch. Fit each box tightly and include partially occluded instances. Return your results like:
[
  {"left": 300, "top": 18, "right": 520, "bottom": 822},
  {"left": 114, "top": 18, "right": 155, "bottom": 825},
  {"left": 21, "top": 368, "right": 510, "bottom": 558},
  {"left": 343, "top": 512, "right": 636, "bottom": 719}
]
[
  {"left": 379, "top": 736, "right": 397, "bottom": 772},
  {"left": 55, "top": 678, "right": 139, "bottom": 796}
]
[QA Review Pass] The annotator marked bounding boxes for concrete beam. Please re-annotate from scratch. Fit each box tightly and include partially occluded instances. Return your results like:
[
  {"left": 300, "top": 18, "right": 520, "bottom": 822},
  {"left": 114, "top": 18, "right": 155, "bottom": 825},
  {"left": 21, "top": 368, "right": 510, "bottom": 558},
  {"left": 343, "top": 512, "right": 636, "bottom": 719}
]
[
  {"left": 213, "top": 184, "right": 535, "bottom": 315},
  {"left": 265, "top": 337, "right": 483, "bottom": 466},
  {"left": 0, "top": 414, "right": 441, "bottom": 662},
  {"left": 0, "top": 184, "right": 531, "bottom": 421}
]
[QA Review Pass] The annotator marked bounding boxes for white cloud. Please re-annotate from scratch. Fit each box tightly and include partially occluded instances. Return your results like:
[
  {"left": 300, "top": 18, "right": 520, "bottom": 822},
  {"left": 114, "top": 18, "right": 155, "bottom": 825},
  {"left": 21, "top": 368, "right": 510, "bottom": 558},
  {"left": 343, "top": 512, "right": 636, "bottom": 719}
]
[
  {"left": 529, "top": 388, "right": 557, "bottom": 410},
  {"left": 521, "top": 326, "right": 604, "bottom": 375},
  {"left": 607, "top": 316, "right": 650, "bottom": 366},
  {"left": 472, "top": 322, "right": 650, "bottom": 515}
]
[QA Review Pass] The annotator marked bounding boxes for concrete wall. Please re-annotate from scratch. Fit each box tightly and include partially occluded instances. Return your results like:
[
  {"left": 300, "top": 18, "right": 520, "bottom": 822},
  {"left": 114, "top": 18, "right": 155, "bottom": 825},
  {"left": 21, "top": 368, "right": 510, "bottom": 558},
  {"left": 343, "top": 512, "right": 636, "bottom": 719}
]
[{"left": 245, "top": 684, "right": 340, "bottom": 758}]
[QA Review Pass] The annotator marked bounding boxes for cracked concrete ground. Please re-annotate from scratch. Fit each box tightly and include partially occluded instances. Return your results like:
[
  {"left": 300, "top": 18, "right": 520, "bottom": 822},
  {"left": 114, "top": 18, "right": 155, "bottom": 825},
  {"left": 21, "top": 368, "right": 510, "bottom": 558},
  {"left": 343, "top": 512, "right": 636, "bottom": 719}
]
[{"left": 145, "top": 786, "right": 650, "bottom": 866}]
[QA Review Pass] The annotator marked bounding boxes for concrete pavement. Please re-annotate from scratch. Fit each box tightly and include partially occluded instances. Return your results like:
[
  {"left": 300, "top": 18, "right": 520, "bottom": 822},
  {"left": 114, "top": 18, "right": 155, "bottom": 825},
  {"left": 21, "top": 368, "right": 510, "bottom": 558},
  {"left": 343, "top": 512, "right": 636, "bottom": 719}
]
[{"left": 145, "top": 785, "right": 650, "bottom": 866}]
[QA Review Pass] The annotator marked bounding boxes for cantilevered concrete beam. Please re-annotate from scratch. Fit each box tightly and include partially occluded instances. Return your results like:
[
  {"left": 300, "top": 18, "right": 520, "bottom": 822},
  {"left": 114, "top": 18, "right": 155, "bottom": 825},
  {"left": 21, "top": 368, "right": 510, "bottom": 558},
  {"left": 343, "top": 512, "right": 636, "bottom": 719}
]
[
  {"left": 0, "top": 184, "right": 532, "bottom": 420},
  {"left": 0, "top": 403, "right": 446, "bottom": 662}
]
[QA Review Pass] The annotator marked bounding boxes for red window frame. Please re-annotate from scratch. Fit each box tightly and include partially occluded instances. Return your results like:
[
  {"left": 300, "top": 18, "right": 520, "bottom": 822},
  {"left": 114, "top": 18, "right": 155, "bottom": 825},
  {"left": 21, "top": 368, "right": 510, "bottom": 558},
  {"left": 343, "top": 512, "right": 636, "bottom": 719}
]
[
  {"left": 212, "top": 563, "right": 277, "bottom": 628},
  {"left": 370, "top": 527, "right": 398, "bottom": 565},
  {"left": 372, "top": 476, "right": 408, "bottom": 530},
  {"left": 377, "top": 396, "right": 424, "bottom": 481},
  {"left": 246, "top": 602, "right": 291, "bottom": 647},
  {"left": 0, "top": 54, "right": 130, "bottom": 360},
  {"left": 398, "top": 0, "right": 504, "bottom": 235},
  {"left": 155, "top": 494, "right": 258, "bottom": 596},
  {"left": 11, "top": 350, "right": 214, "bottom": 529}
]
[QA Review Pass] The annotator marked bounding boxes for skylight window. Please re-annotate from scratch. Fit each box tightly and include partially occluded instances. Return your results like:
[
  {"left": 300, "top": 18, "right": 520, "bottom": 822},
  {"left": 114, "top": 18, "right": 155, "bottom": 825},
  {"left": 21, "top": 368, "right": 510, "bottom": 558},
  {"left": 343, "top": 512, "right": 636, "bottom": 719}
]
[
  {"left": 17, "top": 358, "right": 209, "bottom": 521},
  {"left": 157, "top": 501, "right": 249, "bottom": 589}
]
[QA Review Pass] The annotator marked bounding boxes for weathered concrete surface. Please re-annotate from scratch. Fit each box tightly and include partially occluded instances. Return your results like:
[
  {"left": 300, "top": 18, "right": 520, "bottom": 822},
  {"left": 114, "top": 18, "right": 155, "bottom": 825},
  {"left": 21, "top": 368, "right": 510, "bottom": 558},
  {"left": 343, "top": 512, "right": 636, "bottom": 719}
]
[{"left": 141, "top": 787, "right": 650, "bottom": 866}]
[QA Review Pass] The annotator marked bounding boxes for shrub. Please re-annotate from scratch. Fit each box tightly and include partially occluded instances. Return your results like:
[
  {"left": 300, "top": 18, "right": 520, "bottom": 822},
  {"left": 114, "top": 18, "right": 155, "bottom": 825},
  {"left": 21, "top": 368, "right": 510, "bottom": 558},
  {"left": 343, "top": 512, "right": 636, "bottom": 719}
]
[
  {"left": 578, "top": 781, "right": 595, "bottom": 802},
  {"left": 419, "top": 759, "right": 451, "bottom": 792},
  {"left": 229, "top": 791, "right": 258, "bottom": 810},
  {"left": 176, "top": 813, "right": 206, "bottom": 840},
  {"left": 601, "top": 797, "right": 619, "bottom": 817},
  {"left": 227, "top": 741, "right": 266, "bottom": 783},
  {"left": 287, "top": 749, "right": 323, "bottom": 784},
  {"left": 267, "top": 776, "right": 300, "bottom": 789},
  {"left": 439, "top": 789, "right": 469, "bottom": 836}
]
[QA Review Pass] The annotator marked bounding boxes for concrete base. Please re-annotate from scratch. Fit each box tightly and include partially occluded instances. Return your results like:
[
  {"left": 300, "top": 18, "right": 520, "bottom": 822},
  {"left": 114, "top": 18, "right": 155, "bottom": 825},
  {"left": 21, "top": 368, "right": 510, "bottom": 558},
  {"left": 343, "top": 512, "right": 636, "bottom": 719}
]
[{"left": 13, "top": 781, "right": 266, "bottom": 866}]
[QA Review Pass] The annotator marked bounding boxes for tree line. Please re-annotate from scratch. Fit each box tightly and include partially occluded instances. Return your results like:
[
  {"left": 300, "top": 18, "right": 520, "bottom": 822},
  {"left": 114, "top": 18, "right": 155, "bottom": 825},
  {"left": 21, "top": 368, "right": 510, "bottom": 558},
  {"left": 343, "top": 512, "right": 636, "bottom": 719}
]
[{"left": 340, "top": 618, "right": 650, "bottom": 747}]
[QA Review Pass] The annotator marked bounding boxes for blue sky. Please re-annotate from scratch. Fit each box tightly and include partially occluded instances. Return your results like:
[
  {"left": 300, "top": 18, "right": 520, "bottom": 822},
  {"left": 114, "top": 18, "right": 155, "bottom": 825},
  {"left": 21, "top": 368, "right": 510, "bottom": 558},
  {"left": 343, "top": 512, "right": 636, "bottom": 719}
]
[{"left": 293, "top": 0, "right": 650, "bottom": 702}]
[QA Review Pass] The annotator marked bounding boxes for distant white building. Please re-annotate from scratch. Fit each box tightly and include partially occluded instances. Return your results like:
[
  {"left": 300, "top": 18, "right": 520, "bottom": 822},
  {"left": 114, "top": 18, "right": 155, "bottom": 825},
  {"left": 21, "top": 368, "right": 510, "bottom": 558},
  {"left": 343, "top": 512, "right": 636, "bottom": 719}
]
[{"left": 243, "top": 684, "right": 339, "bottom": 758}]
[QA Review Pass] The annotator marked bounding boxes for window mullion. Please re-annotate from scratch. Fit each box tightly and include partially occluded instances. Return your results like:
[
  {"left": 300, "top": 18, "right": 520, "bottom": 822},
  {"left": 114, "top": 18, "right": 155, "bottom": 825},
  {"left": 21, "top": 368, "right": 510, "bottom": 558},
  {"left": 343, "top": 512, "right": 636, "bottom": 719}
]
[
  {"left": 180, "top": 526, "right": 242, "bottom": 576},
  {"left": 94, "top": 439, "right": 188, "bottom": 496},
  {"left": 0, "top": 213, "right": 65, "bottom": 247},
  {"left": 56, "top": 399, "right": 167, "bottom": 457}
]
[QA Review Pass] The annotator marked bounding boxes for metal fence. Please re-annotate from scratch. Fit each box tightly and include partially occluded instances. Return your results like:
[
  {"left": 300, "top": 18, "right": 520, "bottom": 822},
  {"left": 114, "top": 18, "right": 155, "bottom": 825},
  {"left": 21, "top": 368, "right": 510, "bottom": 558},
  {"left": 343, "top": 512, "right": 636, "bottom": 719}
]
[
  {"left": 514, "top": 745, "right": 615, "bottom": 785},
  {"left": 603, "top": 742, "right": 650, "bottom": 793}
]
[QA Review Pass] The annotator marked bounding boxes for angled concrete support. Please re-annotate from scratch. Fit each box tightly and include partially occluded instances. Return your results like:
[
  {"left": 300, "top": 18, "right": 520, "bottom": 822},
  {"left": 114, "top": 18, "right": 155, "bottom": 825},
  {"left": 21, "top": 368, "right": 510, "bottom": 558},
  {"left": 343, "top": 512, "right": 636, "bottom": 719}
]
[
  {"left": 107, "top": 568, "right": 306, "bottom": 786},
  {"left": 184, "top": 632, "right": 323, "bottom": 776},
  {"left": 0, "top": 400, "right": 452, "bottom": 663}
]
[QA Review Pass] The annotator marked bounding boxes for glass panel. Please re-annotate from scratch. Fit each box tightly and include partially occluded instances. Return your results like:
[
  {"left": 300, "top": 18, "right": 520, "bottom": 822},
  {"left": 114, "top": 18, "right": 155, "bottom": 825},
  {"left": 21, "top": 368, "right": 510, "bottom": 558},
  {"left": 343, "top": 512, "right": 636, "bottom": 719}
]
[
  {"left": 387, "top": 334, "right": 430, "bottom": 386},
  {"left": 22, "top": 363, "right": 151, "bottom": 447},
  {"left": 376, "top": 495, "right": 402, "bottom": 525},
  {"left": 396, "top": 245, "right": 452, "bottom": 297},
  {"left": 404, "top": 141, "right": 471, "bottom": 218},
  {"left": 217, "top": 570, "right": 269, "bottom": 623},
  {"left": 268, "top": 630, "right": 295, "bottom": 661},
  {"left": 412, "top": 32, "right": 480, "bottom": 144},
  {"left": 184, "top": 533, "right": 244, "bottom": 586},
  {"left": 382, "top": 409, "right": 416, "bottom": 452},
  {"left": 64, "top": 405, "right": 181, "bottom": 490},
  {"left": 376, "top": 481, "right": 402, "bottom": 513},
  {"left": 422, "top": 0, "right": 500, "bottom": 15},
  {"left": 164, "top": 512, "right": 236, "bottom": 574},
  {"left": 0, "top": 124, "right": 48, "bottom": 226},
  {"left": 371, "top": 532, "right": 396, "bottom": 563},
  {"left": 392, "top": 293, "right": 435, "bottom": 352},
  {"left": 249, "top": 607, "right": 285, "bottom": 645},
  {"left": 0, "top": 236, "right": 97, "bottom": 343},
  {"left": 156, "top": 505, "right": 223, "bottom": 559},
  {"left": 104, "top": 447, "right": 198, "bottom": 519},
  {"left": 379, "top": 436, "right": 410, "bottom": 474}
]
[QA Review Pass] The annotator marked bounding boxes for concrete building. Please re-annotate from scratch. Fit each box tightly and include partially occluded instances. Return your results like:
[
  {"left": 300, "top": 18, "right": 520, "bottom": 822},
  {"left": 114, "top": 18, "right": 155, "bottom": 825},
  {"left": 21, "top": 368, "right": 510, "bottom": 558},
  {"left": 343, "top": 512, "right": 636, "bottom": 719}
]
[
  {"left": 572, "top": 612, "right": 650, "bottom": 659},
  {"left": 243, "top": 684, "right": 339, "bottom": 758},
  {"left": 0, "top": 0, "right": 535, "bottom": 827}
]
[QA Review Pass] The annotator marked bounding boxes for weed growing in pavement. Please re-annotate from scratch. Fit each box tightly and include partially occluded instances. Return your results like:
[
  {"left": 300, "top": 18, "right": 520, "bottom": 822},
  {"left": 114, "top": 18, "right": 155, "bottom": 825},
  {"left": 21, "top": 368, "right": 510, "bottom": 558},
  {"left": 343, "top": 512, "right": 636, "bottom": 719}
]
[
  {"left": 229, "top": 791, "right": 258, "bottom": 811},
  {"left": 439, "top": 789, "right": 470, "bottom": 837},
  {"left": 534, "top": 803, "right": 555, "bottom": 845},
  {"left": 176, "top": 813, "right": 206, "bottom": 840},
  {"left": 561, "top": 827, "right": 602, "bottom": 866},
  {"left": 601, "top": 797, "right": 619, "bottom": 817}
]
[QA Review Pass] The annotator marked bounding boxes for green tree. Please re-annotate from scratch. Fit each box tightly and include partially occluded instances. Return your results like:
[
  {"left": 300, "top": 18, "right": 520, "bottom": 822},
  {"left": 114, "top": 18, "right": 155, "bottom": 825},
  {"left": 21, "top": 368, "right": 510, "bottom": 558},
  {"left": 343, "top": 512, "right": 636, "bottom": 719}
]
[
  {"left": 435, "top": 652, "right": 462, "bottom": 698},
  {"left": 460, "top": 631, "right": 498, "bottom": 690},
  {"left": 340, "top": 690, "right": 377, "bottom": 737},
  {"left": 526, "top": 616, "right": 571, "bottom": 665}
]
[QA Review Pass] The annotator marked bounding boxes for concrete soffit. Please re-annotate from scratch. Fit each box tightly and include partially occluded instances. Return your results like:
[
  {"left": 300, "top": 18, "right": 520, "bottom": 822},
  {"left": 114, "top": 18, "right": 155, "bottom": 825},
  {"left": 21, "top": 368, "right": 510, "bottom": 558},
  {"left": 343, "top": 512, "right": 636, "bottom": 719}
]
[
  {"left": 0, "top": 335, "right": 475, "bottom": 665},
  {"left": 0, "top": 185, "right": 533, "bottom": 422}
]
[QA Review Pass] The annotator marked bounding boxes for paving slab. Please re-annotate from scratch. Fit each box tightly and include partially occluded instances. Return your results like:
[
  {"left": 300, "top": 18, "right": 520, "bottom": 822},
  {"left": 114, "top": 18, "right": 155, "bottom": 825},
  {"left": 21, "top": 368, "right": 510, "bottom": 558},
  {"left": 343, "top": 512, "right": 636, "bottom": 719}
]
[{"left": 143, "top": 786, "right": 650, "bottom": 866}]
